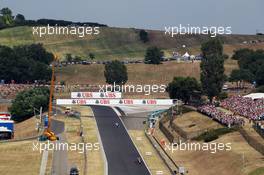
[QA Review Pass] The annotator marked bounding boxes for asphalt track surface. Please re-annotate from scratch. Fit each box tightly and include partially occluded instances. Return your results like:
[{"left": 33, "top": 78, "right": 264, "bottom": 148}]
[{"left": 90, "top": 105, "right": 151, "bottom": 175}]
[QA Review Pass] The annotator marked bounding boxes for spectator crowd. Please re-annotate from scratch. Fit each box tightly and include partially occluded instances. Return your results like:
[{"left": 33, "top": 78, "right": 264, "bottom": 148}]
[
  {"left": 0, "top": 84, "right": 33, "bottom": 99},
  {"left": 220, "top": 96, "right": 264, "bottom": 121},
  {"left": 198, "top": 105, "right": 245, "bottom": 127}
]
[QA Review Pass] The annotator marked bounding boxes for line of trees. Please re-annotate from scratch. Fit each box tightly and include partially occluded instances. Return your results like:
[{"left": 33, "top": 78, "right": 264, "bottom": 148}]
[
  {"left": 0, "top": 7, "right": 107, "bottom": 29},
  {"left": 230, "top": 48, "right": 264, "bottom": 87},
  {"left": 0, "top": 43, "right": 53, "bottom": 83}
]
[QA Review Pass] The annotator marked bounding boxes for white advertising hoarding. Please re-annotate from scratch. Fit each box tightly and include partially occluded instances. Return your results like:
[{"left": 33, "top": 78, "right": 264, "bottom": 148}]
[
  {"left": 56, "top": 99, "right": 173, "bottom": 105},
  {"left": 71, "top": 92, "right": 122, "bottom": 99}
]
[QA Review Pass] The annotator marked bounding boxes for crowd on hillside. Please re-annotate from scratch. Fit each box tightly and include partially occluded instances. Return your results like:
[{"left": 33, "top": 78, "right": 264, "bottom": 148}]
[
  {"left": 198, "top": 105, "right": 245, "bottom": 127},
  {"left": 220, "top": 96, "right": 264, "bottom": 121},
  {"left": 0, "top": 84, "right": 33, "bottom": 99}
]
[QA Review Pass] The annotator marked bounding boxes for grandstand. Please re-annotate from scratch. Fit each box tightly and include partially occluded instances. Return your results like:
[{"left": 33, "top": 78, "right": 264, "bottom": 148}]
[
  {"left": 0, "top": 84, "right": 32, "bottom": 99},
  {"left": 198, "top": 105, "right": 245, "bottom": 127},
  {"left": 220, "top": 96, "right": 264, "bottom": 121}
]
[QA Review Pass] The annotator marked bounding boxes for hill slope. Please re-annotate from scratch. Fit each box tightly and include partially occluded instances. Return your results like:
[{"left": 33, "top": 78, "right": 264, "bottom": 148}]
[{"left": 0, "top": 26, "right": 263, "bottom": 60}]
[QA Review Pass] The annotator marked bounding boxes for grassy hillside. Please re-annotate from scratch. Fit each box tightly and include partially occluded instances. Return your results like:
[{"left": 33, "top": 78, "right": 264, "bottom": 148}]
[
  {"left": 55, "top": 60, "right": 238, "bottom": 85},
  {"left": 0, "top": 26, "right": 264, "bottom": 60},
  {"left": 56, "top": 61, "right": 201, "bottom": 85}
]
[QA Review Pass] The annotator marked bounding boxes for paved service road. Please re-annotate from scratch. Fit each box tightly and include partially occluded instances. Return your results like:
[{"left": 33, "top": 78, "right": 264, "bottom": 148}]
[
  {"left": 50, "top": 119, "right": 68, "bottom": 175},
  {"left": 51, "top": 119, "right": 65, "bottom": 135},
  {"left": 90, "top": 105, "right": 151, "bottom": 175}
]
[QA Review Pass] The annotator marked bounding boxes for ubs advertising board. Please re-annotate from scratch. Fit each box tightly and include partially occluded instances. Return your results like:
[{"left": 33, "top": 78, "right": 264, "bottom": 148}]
[
  {"left": 71, "top": 92, "right": 122, "bottom": 99},
  {"left": 56, "top": 99, "right": 173, "bottom": 105}
]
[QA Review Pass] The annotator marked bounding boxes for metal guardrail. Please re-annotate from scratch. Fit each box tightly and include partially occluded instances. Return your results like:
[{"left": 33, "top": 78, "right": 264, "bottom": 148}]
[
  {"left": 0, "top": 134, "right": 40, "bottom": 143},
  {"left": 0, "top": 126, "right": 43, "bottom": 144},
  {"left": 147, "top": 109, "right": 167, "bottom": 128},
  {"left": 145, "top": 132, "right": 177, "bottom": 175}
]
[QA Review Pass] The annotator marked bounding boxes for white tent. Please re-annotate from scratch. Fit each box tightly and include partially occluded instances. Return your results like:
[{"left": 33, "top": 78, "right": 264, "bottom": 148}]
[
  {"left": 182, "top": 52, "right": 190, "bottom": 58},
  {"left": 244, "top": 93, "right": 264, "bottom": 100}
]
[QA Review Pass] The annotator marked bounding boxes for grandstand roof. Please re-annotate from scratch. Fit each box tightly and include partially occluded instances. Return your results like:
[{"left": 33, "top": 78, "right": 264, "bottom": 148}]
[{"left": 244, "top": 93, "right": 264, "bottom": 100}]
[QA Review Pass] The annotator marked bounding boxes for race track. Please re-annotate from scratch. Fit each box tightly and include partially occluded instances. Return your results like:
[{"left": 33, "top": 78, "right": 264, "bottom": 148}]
[{"left": 90, "top": 105, "right": 150, "bottom": 175}]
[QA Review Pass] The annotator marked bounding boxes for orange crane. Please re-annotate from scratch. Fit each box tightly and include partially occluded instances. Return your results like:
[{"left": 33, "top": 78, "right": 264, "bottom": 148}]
[{"left": 43, "top": 55, "right": 58, "bottom": 141}]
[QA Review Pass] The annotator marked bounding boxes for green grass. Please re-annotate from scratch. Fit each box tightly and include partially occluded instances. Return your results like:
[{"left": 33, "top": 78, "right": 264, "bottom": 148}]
[
  {"left": 248, "top": 167, "right": 264, "bottom": 175},
  {"left": 0, "top": 26, "right": 264, "bottom": 60},
  {"left": 194, "top": 127, "right": 238, "bottom": 142},
  {"left": 0, "top": 26, "right": 148, "bottom": 60}
]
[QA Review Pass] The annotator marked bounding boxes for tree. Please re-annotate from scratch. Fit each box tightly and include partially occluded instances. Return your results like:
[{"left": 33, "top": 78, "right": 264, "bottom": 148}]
[
  {"left": 10, "top": 87, "right": 50, "bottom": 122},
  {"left": 167, "top": 77, "right": 201, "bottom": 103},
  {"left": 14, "top": 43, "right": 54, "bottom": 65},
  {"left": 256, "top": 86, "right": 264, "bottom": 93},
  {"left": 229, "top": 69, "right": 240, "bottom": 82},
  {"left": 0, "top": 7, "right": 13, "bottom": 26},
  {"left": 256, "top": 65, "right": 264, "bottom": 86},
  {"left": 104, "top": 60, "right": 128, "bottom": 85},
  {"left": 0, "top": 8, "right": 12, "bottom": 16},
  {"left": 229, "top": 69, "right": 254, "bottom": 88},
  {"left": 73, "top": 55, "right": 82, "bottom": 62},
  {"left": 0, "top": 17, "right": 5, "bottom": 28},
  {"left": 0, "top": 44, "right": 52, "bottom": 83},
  {"left": 200, "top": 38, "right": 225, "bottom": 101},
  {"left": 89, "top": 53, "right": 95, "bottom": 60},
  {"left": 65, "top": 53, "right": 73, "bottom": 62},
  {"left": 223, "top": 54, "right": 229, "bottom": 60},
  {"left": 144, "top": 46, "right": 164, "bottom": 64},
  {"left": 15, "top": 14, "right": 25, "bottom": 25},
  {"left": 139, "top": 30, "right": 149, "bottom": 43},
  {"left": 237, "top": 49, "right": 264, "bottom": 75},
  {"left": 0, "top": 45, "right": 16, "bottom": 81},
  {"left": 239, "top": 69, "right": 254, "bottom": 85},
  {"left": 232, "top": 48, "right": 254, "bottom": 60}
]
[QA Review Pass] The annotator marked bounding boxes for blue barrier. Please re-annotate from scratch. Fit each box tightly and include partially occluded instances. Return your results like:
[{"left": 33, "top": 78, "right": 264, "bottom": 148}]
[{"left": 147, "top": 109, "right": 167, "bottom": 128}]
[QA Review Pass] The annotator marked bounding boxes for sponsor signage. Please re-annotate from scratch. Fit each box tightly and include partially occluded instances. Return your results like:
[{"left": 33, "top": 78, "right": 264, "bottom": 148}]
[
  {"left": 71, "top": 92, "right": 122, "bottom": 99},
  {"left": 0, "top": 113, "right": 11, "bottom": 120},
  {"left": 56, "top": 99, "right": 173, "bottom": 105}
]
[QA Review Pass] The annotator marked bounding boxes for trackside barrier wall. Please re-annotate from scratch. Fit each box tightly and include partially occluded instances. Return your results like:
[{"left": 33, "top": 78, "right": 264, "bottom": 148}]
[
  {"left": 159, "top": 121, "right": 175, "bottom": 143},
  {"left": 254, "top": 124, "right": 264, "bottom": 139},
  {"left": 239, "top": 127, "right": 264, "bottom": 155},
  {"left": 145, "top": 132, "right": 178, "bottom": 174}
]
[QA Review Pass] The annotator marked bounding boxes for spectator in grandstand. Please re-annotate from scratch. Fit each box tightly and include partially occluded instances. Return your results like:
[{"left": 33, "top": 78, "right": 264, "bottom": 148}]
[
  {"left": 220, "top": 96, "right": 264, "bottom": 121},
  {"left": 0, "top": 84, "right": 33, "bottom": 99},
  {"left": 198, "top": 105, "right": 245, "bottom": 127}
]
